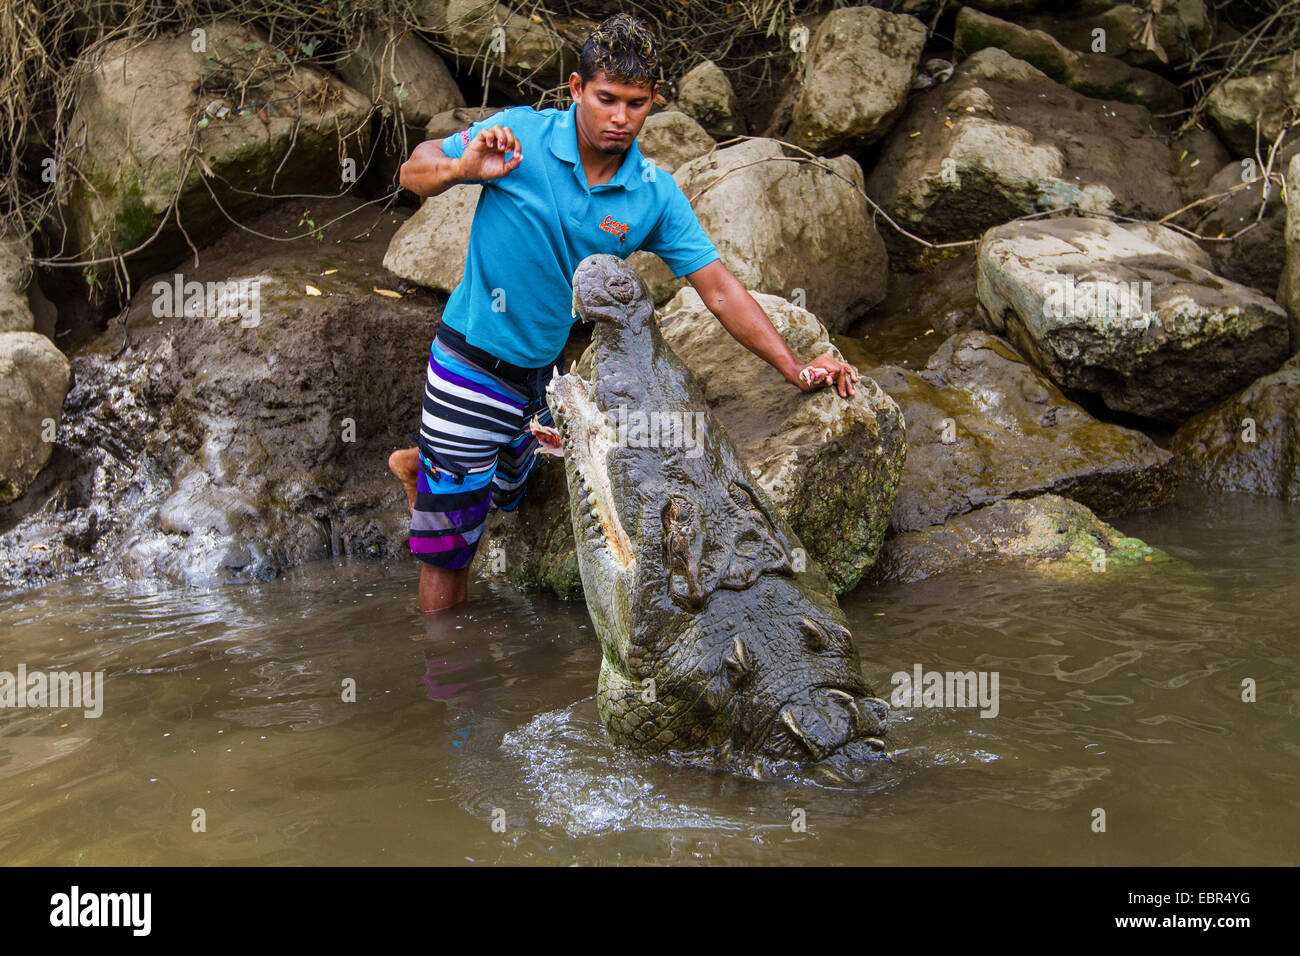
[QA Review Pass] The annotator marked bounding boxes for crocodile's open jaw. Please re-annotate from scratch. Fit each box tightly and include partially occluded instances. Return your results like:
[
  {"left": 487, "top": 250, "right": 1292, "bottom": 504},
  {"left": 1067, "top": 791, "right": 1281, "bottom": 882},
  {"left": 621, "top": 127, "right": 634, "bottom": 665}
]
[{"left": 546, "top": 373, "right": 634, "bottom": 569}]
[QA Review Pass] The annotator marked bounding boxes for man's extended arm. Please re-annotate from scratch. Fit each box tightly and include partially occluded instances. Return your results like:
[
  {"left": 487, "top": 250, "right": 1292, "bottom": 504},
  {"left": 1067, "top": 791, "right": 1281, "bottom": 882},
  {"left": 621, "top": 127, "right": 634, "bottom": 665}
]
[
  {"left": 685, "top": 259, "right": 859, "bottom": 397},
  {"left": 398, "top": 140, "right": 464, "bottom": 198}
]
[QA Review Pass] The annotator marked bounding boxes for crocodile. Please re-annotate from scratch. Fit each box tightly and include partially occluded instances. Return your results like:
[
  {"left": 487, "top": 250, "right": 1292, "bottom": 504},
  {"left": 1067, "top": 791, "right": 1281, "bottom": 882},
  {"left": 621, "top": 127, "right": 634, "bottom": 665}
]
[{"left": 544, "top": 254, "right": 888, "bottom": 781}]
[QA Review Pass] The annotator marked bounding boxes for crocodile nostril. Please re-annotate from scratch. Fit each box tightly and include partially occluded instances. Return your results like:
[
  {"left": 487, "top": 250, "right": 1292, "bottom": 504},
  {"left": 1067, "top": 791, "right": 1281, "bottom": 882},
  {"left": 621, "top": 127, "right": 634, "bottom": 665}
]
[
  {"left": 605, "top": 274, "right": 636, "bottom": 303},
  {"left": 808, "top": 687, "right": 888, "bottom": 740}
]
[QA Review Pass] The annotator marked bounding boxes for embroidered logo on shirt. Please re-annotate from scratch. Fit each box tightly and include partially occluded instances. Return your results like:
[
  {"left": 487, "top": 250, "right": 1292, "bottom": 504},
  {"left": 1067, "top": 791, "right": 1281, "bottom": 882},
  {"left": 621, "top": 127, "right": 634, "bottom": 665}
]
[
  {"left": 599, "top": 215, "right": 629, "bottom": 243},
  {"left": 460, "top": 129, "right": 471, "bottom": 146}
]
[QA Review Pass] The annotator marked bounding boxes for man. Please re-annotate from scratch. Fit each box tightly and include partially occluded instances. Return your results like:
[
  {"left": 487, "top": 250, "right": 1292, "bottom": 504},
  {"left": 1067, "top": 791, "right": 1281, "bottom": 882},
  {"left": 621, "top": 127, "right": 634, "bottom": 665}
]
[{"left": 390, "top": 13, "right": 859, "bottom": 613}]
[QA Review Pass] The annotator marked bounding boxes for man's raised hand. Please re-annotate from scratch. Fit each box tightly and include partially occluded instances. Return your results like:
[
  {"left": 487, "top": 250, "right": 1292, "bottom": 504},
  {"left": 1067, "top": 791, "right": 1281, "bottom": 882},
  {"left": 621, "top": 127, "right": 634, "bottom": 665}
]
[{"left": 458, "top": 124, "right": 524, "bottom": 181}]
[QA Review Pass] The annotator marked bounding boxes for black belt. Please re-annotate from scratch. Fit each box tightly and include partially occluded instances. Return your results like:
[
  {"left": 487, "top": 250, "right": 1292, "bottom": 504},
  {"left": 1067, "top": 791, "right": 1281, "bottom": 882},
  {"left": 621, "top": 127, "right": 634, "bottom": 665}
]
[{"left": 435, "top": 322, "right": 559, "bottom": 393}]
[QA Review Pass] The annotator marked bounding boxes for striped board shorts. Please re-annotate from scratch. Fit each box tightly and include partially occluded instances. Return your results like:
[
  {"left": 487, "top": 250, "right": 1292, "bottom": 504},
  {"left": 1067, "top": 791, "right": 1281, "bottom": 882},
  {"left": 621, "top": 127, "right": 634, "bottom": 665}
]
[{"left": 410, "top": 323, "right": 561, "bottom": 570}]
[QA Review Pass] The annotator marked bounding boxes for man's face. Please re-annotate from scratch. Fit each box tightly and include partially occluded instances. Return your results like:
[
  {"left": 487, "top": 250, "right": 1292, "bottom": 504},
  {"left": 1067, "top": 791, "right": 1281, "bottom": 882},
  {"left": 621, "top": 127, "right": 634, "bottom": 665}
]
[{"left": 569, "top": 70, "right": 657, "bottom": 155}]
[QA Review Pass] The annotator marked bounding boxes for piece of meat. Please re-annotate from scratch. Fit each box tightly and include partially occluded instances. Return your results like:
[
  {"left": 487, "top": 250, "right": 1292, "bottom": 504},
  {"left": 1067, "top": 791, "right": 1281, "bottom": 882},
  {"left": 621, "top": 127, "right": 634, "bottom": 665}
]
[
  {"left": 798, "top": 366, "right": 833, "bottom": 387},
  {"left": 529, "top": 414, "right": 564, "bottom": 456}
]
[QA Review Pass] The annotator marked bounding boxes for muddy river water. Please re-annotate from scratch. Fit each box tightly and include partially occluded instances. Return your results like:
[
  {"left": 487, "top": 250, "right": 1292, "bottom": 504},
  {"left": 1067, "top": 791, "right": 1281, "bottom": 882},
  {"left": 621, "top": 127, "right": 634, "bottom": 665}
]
[{"left": 0, "top": 487, "right": 1295, "bottom": 865}]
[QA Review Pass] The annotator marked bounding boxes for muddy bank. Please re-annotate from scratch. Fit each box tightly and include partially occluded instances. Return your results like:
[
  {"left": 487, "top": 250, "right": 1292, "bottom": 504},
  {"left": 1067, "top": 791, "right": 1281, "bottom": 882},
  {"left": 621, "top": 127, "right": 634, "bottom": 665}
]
[{"left": 0, "top": 197, "right": 439, "bottom": 592}]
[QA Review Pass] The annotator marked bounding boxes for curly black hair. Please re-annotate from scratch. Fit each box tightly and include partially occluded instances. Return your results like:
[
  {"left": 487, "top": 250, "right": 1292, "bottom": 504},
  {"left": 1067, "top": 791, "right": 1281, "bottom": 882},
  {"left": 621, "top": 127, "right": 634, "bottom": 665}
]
[{"left": 578, "top": 13, "right": 660, "bottom": 89}]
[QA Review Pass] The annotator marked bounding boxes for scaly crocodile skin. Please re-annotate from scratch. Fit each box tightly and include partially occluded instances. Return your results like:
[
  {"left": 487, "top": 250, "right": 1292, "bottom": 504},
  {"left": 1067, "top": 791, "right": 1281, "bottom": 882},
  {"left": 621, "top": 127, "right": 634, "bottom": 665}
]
[{"left": 546, "top": 255, "right": 890, "bottom": 776}]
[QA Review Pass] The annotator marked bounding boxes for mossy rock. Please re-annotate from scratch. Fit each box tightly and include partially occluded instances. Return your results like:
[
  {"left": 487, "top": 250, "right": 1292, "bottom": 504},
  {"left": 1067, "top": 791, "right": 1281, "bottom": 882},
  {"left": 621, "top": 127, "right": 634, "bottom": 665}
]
[{"left": 867, "top": 493, "right": 1185, "bottom": 583}]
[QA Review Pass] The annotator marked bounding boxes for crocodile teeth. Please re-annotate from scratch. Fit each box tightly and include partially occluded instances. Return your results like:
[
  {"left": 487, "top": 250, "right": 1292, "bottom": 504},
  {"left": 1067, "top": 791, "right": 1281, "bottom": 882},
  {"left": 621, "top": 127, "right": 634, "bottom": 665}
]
[
  {"left": 781, "top": 708, "right": 815, "bottom": 754},
  {"left": 825, "top": 688, "right": 864, "bottom": 730},
  {"left": 864, "top": 737, "right": 886, "bottom": 751},
  {"left": 732, "top": 636, "right": 748, "bottom": 670},
  {"left": 846, "top": 698, "right": 864, "bottom": 731},
  {"left": 724, "top": 637, "right": 750, "bottom": 682}
]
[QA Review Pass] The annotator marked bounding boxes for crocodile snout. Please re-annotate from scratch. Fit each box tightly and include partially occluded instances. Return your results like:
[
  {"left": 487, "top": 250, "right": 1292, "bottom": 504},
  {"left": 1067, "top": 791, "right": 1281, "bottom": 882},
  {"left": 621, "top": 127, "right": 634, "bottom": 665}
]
[
  {"left": 570, "top": 254, "right": 652, "bottom": 327},
  {"left": 775, "top": 688, "right": 889, "bottom": 762}
]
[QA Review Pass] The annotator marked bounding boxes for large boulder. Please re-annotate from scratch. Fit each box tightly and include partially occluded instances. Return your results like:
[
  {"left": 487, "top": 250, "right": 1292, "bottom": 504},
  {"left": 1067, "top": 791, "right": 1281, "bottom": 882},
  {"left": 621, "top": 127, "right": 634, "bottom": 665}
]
[
  {"left": 484, "top": 290, "right": 907, "bottom": 597},
  {"left": 976, "top": 218, "right": 1291, "bottom": 423},
  {"left": 867, "top": 493, "right": 1171, "bottom": 584},
  {"left": 672, "top": 60, "right": 746, "bottom": 139},
  {"left": 1020, "top": 1, "right": 1212, "bottom": 70},
  {"left": 382, "top": 185, "right": 481, "bottom": 292},
  {"left": 657, "top": 288, "right": 906, "bottom": 593},
  {"left": 1205, "top": 52, "right": 1300, "bottom": 158},
  {"left": 636, "top": 111, "right": 715, "bottom": 173},
  {"left": 1189, "top": 143, "right": 1298, "bottom": 297},
  {"left": 629, "top": 138, "right": 888, "bottom": 331},
  {"left": 64, "top": 21, "right": 371, "bottom": 311},
  {"left": 411, "top": 0, "right": 451, "bottom": 32},
  {"left": 442, "top": 1, "right": 576, "bottom": 101},
  {"left": 0, "top": 331, "right": 71, "bottom": 505},
  {"left": 0, "top": 197, "right": 436, "bottom": 592},
  {"left": 1282, "top": 153, "right": 1300, "bottom": 338},
  {"left": 336, "top": 27, "right": 464, "bottom": 131},
  {"left": 954, "top": 6, "right": 1182, "bottom": 113},
  {"left": 1168, "top": 125, "right": 1232, "bottom": 205},
  {"left": 866, "top": 49, "right": 1183, "bottom": 244},
  {"left": 0, "top": 228, "right": 35, "bottom": 333},
  {"left": 1173, "top": 352, "right": 1300, "bottom": 500},
  {"left": 847, "top": 330, "right": 1177, "bottom": 533},
  {"left": 338, "top": 29, "right": 466, "bottom": 192},
  {"left": 785, "top": 6, "right": 927, "bottom": 155}
]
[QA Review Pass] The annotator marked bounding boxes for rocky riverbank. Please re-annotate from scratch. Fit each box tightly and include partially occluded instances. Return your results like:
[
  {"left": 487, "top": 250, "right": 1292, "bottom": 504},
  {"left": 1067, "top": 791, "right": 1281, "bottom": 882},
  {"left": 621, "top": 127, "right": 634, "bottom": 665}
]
[{"left": 3, "top": 2, "right": 1297, "bottom": 598}]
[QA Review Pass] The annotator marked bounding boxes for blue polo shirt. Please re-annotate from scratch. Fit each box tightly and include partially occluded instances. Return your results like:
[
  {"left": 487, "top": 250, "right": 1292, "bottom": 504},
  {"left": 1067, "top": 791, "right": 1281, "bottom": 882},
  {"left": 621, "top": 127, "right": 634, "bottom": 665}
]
[{"left": 437, "top": 101, "right": 720, "bottom": 368}]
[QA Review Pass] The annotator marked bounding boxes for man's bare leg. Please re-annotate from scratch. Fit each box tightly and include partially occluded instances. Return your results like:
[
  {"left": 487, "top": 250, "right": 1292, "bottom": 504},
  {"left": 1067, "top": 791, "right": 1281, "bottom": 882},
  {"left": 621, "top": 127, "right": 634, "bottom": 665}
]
[
  {"left": 418, "top": 562, "right": 470, "bottom": 612},
  {"left": 394, "top": 447, "right": 468, "bottom": 611},
  {"left": 388, "top": 447, "right": 420, "bottom": 512}
]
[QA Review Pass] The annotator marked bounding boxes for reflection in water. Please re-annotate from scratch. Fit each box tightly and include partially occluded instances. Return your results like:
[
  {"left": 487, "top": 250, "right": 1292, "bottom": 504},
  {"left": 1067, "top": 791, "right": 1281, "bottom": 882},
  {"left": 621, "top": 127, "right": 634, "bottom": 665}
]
[{"left": 0, "top": 488, "right": 1296, "bottom": 864}]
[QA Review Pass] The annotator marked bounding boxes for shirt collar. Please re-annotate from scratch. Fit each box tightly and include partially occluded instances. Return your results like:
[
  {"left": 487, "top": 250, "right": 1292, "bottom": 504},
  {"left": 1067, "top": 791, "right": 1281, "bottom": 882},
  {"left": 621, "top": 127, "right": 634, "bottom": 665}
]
[{"left": 549, "top": 101, "right": 645, "bottom": 191}]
